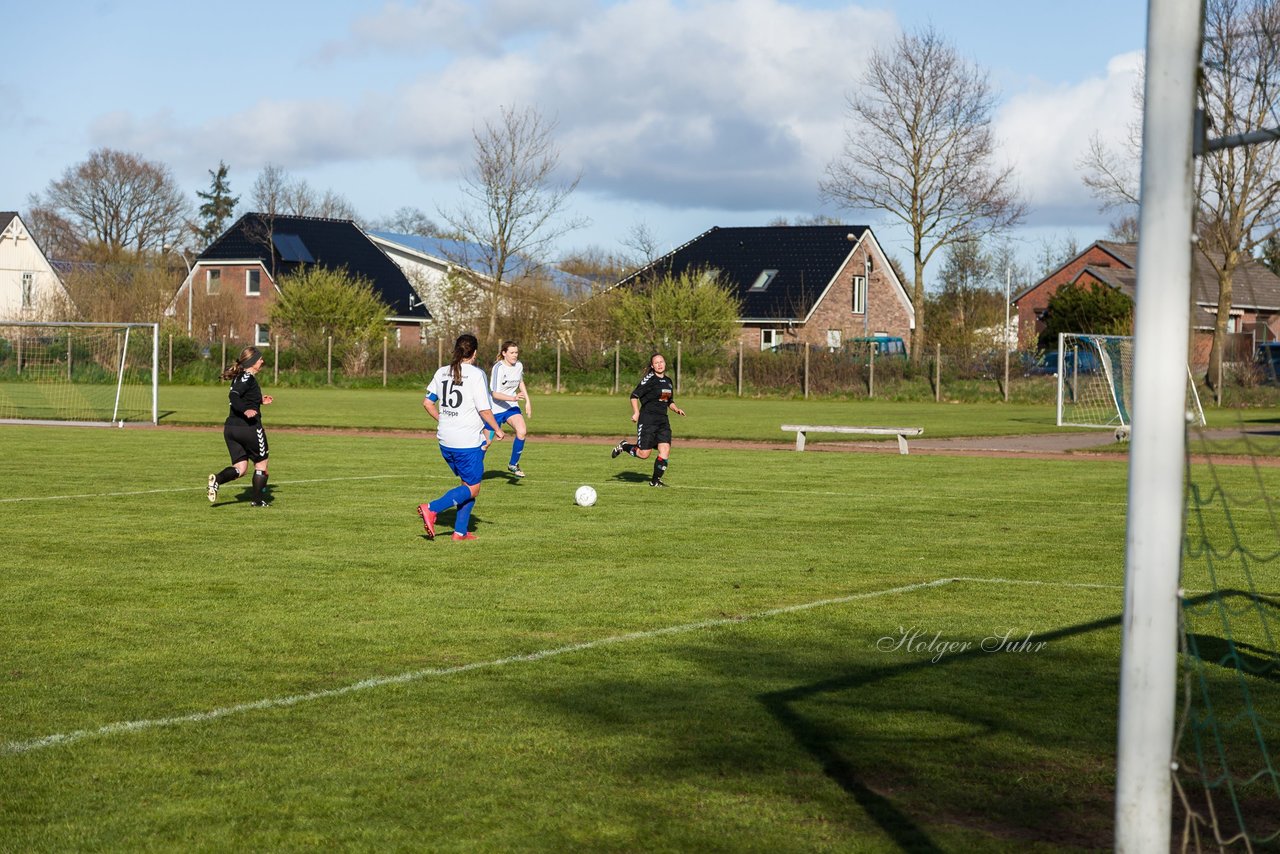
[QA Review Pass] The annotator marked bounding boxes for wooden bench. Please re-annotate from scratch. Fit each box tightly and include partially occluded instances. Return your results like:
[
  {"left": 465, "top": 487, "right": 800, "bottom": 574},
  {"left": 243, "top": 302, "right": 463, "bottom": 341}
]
[{"left": 781, "top": 424, "right": 924, "bottom": 454}]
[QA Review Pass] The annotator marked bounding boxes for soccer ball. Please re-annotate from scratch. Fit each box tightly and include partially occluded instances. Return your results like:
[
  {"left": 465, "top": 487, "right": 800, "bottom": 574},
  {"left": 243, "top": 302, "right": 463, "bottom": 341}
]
[{"left": 574, "top": 485, "right": 597, "bottom": 507}]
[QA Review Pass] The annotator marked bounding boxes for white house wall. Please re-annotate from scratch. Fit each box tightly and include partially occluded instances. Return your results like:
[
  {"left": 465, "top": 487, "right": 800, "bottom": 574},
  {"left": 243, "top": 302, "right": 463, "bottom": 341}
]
[{"left": 0, "top": 216, "right": 68, "bottom": 319}]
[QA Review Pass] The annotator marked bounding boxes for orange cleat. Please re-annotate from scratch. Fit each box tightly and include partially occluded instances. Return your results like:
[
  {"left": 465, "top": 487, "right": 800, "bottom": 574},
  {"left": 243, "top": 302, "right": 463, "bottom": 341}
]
[{"left": 417, "top": 504, "right": 437, "bottom": 539}]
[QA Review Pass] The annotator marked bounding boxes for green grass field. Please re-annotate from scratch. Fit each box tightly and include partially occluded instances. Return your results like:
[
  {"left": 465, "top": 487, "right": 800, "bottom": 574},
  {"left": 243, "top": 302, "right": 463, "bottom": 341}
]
[{"left": 2, "top": 401, "right": 1277, "bottom": 851}]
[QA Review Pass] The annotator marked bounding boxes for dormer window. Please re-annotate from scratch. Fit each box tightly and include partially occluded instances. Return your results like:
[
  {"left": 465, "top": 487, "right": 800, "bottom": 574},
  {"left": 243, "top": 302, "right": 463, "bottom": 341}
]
[{"left": 749, "top": 269, "right": 778, "bottom": 292}]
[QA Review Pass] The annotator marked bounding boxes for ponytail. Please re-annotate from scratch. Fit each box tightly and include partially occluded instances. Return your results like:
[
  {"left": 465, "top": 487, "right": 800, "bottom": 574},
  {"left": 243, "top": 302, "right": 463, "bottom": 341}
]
[
  {"left": 221, "top": 346, "right": 261, "bottom": 381},
  {"left": 450, "top": 334, "right": 479, "bottom": 383}
]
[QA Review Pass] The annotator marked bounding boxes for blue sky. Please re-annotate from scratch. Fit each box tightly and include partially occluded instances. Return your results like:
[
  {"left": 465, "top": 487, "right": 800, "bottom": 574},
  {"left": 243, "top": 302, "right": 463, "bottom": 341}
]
[{"left": 5, "top": 0, "right": 1148, "bottom": 281}]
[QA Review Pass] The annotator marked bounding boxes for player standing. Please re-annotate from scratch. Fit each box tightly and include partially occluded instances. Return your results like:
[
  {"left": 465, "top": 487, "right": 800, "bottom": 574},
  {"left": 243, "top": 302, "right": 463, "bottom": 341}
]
[
  {"left": 418, "top": 334, "right": 505, "bottom": 540},
  {"left": 488, "top": 340, "right": 532, "bottom": 477},
  {"left": 611, "top": 352, "right": 686, "bottom": 487},
  {"left": 207, "top": 346, "right": 274, "bottom": 507}
]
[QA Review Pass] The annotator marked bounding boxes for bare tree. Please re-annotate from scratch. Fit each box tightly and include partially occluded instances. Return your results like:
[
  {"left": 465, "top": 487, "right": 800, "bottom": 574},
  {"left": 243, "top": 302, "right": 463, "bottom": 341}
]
[
  {"left": 820, "top": 26, "right": 1026, "bottom": 362},
  {"left": 440, "top": 105, "right": 587, "bottom": 337},
  {"left": 28, "top": 148, "right": 190, "bottom": 258},
  {"left": 621, "top": 221, "right": 663, "bottom": 272},
  {"left": 1079, "top": 0, "right": 1280, "bottom": 390},
  {"left": 1200, "top": 0, "right": 1280, "bottom": 388},
  {"left": 250, "top": 164, "right": 290, "bottom": 217},
  {"left": 369, "top": 206, "right": 447, "bottom": 237}
]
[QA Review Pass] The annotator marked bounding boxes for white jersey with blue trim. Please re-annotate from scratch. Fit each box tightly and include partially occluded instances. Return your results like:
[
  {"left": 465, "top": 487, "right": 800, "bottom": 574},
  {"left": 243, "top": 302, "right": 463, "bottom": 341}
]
[
  {"left": 489, "top": 360, "right": 524, "bottom": 414},
  {"left": 426, "top": 362, "right": 493, "bottom": 448}
]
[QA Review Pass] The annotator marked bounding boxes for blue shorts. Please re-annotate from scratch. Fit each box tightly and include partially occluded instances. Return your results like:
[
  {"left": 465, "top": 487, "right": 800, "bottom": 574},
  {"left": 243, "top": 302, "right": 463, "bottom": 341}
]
[
  {"left": 439, "top": 445, "right": 485, "bottom": 485},
  {"left": 493, "top": 406, "right": 522, "bottom": 427}
]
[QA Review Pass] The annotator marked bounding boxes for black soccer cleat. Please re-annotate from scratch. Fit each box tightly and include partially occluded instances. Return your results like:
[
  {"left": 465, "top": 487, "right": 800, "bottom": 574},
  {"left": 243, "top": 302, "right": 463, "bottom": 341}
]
[
  {"left": 649, "top": 479, "right": 668, "bottom": 488},
  {"left": 611, "top": 440, "right": 626, "bottom": 459},
  {"left": 250, "top": 500, "right": 271, "bottom": 507}
]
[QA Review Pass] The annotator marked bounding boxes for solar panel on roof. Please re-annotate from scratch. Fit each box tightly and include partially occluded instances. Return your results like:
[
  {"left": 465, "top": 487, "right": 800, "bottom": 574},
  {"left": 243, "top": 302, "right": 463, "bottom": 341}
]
[{"left": 272, "top": 233, "right": 314, "bottom": 263}]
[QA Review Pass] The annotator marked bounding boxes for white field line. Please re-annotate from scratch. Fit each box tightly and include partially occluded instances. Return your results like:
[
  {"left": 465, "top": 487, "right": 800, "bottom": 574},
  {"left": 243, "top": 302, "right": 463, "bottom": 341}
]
[
  {"left": 0, "top": 474, "right": 422, "bottom": 504},
  {"left": 4, "top": 575, "right": 1062, "bottom": 756}
]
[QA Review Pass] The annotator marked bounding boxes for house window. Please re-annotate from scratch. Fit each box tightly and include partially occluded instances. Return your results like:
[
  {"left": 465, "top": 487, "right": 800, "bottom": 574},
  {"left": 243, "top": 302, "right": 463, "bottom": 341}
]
[
  {"left": 394, "top": 327, "right": 402, "bottom": 348},
  {"left": 206, "top": 269, "right": 221, "bottom": 295},
  {"left": 21, "top": 272, "right": 33, "bottom": 308},
  {"left": 255, "top": 324, "right": 270, "bottom": 347},
  {"left": 852, "top": 275, "right": 867, "bottom": 314},
  {"left": 246, "top": 269, "right": 261, "bottom": 296},
  {"left": 761, "top": 329, "right": 782, "bottom": 351},
  {"left": 749, "top": 269, "right": 778, "bottom": 292},
  {"left": 827, "top": 330, "right": 842, "bottom": 350}
]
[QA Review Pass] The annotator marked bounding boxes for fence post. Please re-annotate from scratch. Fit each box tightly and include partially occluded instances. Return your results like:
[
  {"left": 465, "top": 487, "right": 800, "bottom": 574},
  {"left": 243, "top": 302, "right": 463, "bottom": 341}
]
[
  {"left": 676, "top": 340, "right": 682, "bottom": 393},
  {"left": 437, "top": 336, "right": 444, "bottom": 369},
  {"left": 221, "top": 337, "right": 227, "bottom": 373},
  {"left": 327, "top": 335, "right": 333, "bottom": 385},
  {"left": 555, "top": 340, "right": 562, "bottom": 393},
  {"left": 737, "top": 341, "right": 743, "bottom": 397},
  {"left": 613, "top": 340, "right": 620, "bottom": 394},
  {"left": 934, "top": 342, "right": 941, "bottom": 402},
  {"left": 869, "top": 344, "right": 876, "bottom": 398},
  {"left": 383, "top": 335, "right": 388, "bottom": 388},
  {"left": 67, "top": 330, "right": 72, "bottom": 380},
  {"left": 167, "top": 333, "right": 173, "bottom": 382},
  {"left": 803, "top": 342, "right": 810, "bottom": 399},
  {"left": 273, "top": 335, "right": 279, "bottom": 384}
]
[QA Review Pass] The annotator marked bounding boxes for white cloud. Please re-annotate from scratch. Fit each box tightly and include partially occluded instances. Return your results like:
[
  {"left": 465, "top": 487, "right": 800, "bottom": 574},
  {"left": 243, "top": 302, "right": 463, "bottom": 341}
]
[{"left": 996, "top": 50, "right": 1143, "bottom": 224}]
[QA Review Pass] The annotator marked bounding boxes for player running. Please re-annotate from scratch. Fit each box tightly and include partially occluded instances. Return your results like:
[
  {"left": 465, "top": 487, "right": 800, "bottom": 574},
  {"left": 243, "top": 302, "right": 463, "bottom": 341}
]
[
  {"left": 488, "top": 340, "right": 532, "bottom": 478},
  {"left": 206, "top": 346, "right": 274, "bottom": 507},
  {"left": 610, "top": 352, "right": 686, "bottom": 487},
  {"left": 418, "top": 334, "right": 505, "bottom": 541}
]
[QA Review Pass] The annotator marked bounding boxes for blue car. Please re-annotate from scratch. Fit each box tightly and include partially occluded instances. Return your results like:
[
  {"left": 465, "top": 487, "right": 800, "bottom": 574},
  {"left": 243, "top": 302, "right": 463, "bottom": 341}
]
[{"left": 1030, "top": 349, "right": 1102, "bottom": 376}]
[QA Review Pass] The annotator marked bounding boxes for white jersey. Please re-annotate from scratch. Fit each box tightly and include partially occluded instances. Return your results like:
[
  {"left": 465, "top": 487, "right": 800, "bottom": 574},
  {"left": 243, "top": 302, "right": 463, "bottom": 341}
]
[
  {"left": 426, "top": 362, "right": 493, "bottom": 448},
  {"left": 489, "top": 360, "right": 524, "bottom": 414}
]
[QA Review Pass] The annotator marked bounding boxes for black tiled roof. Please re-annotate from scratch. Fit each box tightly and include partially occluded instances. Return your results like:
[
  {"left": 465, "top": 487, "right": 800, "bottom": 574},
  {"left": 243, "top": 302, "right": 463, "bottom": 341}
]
[
  {"left": 621, "top": 225, "right": 871, "bottom": 320},
  {"left": 0, "top": 212, "right": 16, "bottom": 233},
  {"left": 199, "top": 213, "right": 430, "bottom": 319}
]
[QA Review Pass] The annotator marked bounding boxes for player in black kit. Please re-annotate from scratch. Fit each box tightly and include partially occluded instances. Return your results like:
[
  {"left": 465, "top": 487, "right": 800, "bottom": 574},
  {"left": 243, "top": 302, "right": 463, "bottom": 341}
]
[
  {"left": 610, "top": 353, "right": 686, "bottom": 487},
  {"left": 206, "top": 346, "right": 274, "bottom": 507}
]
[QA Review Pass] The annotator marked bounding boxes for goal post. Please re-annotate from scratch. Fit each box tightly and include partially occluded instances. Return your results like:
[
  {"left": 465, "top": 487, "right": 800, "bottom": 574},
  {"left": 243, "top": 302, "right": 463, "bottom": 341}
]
[
  {"left": 1056, "top": 332, "right": 1206, "bottom": 435},
  {"left": 0, "top": 321, "right": 159, "bottom": 426}
]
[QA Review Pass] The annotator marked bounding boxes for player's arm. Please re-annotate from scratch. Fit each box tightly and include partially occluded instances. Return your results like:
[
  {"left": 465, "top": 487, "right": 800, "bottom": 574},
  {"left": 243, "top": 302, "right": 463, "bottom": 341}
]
[
  {"left": 230, "top": 382, "right": 259, "bottom": 420},
  {"left": 518, "top": 380, "right": 531, "bottom": 417},
  {"left": 668, "top": 398, "right": 686, "bottom": 416},
  {"left": 422, "top": 392, "right": 440, "bottom": 421},
  {"left": 479, "top": 408, "right": 505, "bottom": 441}
]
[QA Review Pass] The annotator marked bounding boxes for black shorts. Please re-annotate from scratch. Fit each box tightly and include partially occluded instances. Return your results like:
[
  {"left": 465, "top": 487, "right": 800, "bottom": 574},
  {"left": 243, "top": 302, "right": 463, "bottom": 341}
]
[
  {"left": 224, "top": 421, "right": 269, "bottom": 464},
  {"left": 636, "top": 419, "right": 672, "bottom": 451}
]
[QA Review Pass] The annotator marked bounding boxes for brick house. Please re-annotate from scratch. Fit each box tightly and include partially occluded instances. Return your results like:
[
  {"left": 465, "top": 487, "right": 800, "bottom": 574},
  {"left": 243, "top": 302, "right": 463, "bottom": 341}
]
[
  {"left": 173, "top": 214, "right": 431, "bottom": 347},
  {"left": 1014, "top": 240, "right": 1280, "bottom": 364},
  {"left": 616, "top": 225, "right": 914, "bottom": 352}
]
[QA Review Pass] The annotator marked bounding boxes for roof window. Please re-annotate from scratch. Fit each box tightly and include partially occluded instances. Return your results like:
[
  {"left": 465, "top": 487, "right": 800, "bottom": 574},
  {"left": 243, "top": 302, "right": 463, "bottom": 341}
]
[
  {"left": 749, "top": 269, "right": 778, "bottom": 292},
  {"left": 273, "top": 233, "right": 315, "bottom": 263}
]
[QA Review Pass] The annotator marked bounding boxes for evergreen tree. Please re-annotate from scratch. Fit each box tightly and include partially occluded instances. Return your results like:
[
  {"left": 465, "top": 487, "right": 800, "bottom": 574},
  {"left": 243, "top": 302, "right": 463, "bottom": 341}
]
[
  {"left": 196, "top": 162, "right": 239, "bottom": 247},
  {"left": 1263, "top": 235, "right": 1280, "bottom": 276}
]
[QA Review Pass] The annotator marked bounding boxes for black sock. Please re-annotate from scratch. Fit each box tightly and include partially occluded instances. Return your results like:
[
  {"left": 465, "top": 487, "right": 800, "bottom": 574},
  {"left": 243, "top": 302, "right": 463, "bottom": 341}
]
[
  {"left": 653, "top": 457, "right": 668, "bottom": 481},
  {"left": 251, "top": 470, "right": 268, "bottom": 502},
  {"left": 215, "top": 466, "right": 240, "bottom": 485},
  {"left": 622, "top": 442, "right": 638, "bottom": 457}
]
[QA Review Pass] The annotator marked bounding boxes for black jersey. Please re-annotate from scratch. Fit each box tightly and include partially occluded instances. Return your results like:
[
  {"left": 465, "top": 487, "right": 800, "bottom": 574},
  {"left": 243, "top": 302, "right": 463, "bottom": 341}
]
[
  {"left": 226, "top": 370, "right": 265, "bottom": 426},
  {"left": 631, "top": 371, "right": 675, "bottom": 422}
]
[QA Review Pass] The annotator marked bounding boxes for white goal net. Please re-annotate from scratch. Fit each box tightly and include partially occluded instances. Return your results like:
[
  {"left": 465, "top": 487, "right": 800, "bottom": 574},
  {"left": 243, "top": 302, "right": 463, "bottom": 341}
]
[
  {"left": 1056, "top": 332, "right": 1205, "bottom": 435},
  {"left": 0, "top": 321, "right": 159, "bottom": 425}
]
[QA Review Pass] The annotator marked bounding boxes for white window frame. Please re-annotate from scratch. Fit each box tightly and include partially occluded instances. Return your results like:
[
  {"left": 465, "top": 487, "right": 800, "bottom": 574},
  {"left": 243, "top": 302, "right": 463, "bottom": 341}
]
[
  {"left": 852, "top": 275, "right": 867, "bottom": 314},
  {"left": 21, "top": 272, "right": 33, "bottom": 308},
  {"left": 761, "top": 328, "right": 782, "bottom": 351},
  {"left": 255, "top": 324, "right": 270, "bottom": 347},
  {"left": 206, "top": 269, "right": 221, "bottom": 295},
  {"left": 246, "top": 269, "right": 262, "bottom": 296}
]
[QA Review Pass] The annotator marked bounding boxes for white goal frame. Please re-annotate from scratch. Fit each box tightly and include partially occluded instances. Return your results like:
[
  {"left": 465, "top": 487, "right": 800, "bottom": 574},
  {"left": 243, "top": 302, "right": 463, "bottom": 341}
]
[
  {"left": 0, "top": 321, "right": 159, "bottom": 426},
  {"left": 1056, "top": 332, "right": 1205, "bottom": 436}
]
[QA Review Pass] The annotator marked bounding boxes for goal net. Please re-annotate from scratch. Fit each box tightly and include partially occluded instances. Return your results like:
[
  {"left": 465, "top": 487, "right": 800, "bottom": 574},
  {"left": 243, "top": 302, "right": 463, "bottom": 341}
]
[
  {"left": 0, "top": 321, "right": 159, "bottom": 425},
  {"left": 1056, "top": 332, "right": 1205, "bottom": 435}
]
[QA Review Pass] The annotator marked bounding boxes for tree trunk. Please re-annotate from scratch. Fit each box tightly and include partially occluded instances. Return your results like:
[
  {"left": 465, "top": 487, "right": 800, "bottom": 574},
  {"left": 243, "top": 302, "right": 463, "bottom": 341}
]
[
  {"left": 910, "top": 254, "right": 925, "bottom": 364},
  {"left": 1205, "top": 258, "right": 1236, "bottom": 394}
]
